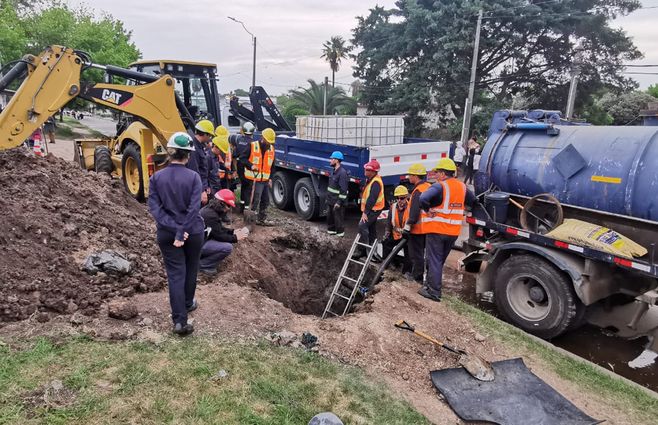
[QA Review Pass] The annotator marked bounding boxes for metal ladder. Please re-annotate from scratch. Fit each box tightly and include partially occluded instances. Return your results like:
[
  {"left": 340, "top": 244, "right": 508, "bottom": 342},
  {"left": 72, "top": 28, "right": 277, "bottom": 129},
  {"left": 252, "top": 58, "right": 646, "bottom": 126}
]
[{"left": 322, "top": 234, "right": 379, "bottom": 319}]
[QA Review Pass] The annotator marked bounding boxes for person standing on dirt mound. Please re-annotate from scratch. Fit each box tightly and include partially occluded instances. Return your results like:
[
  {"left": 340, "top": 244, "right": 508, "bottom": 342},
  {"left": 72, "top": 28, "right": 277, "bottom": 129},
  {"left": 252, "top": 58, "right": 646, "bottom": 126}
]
[
  {"left": 230, "top": 121, "right": 256, "bottom": 212},
  {"left": 199, "top": 189, "right": 249, "bottom": 275},
  {"left": 187, "top": 120, "right": 214, "bottom": 205},
  {"left": 148, "top": 132, "right": 205, "bottom": 336},
  {"left": 245, "top": 128, "right": 277, "bottom": 226},
  {"left": 401, "top": 163, "right": 432, "bottom": 284},
  {"left": 352, "top": 160, "right": 385, "bottom": 262},
  {"left": 326, "top": 150, "right": 348, "bottom": 237},
  {"left": 418, "top": 158, "right": 477, "bottom": 302},
  {"left": 382, "top": 185, "right": 412, "bottom": 274}
]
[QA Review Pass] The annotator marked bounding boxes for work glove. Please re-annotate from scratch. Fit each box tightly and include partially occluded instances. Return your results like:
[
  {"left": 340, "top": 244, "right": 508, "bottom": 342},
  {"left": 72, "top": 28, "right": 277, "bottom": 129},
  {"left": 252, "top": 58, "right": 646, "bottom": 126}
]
[{"left": 401, "top": 224, "right": 411, "bottom": 239}]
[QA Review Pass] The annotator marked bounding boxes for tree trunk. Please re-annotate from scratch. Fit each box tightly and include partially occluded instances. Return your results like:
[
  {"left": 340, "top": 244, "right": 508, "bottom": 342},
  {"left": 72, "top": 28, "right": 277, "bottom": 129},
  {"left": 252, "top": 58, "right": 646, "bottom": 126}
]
[{"left": 332, "top": 70, "right": 335, "bottom": 88}]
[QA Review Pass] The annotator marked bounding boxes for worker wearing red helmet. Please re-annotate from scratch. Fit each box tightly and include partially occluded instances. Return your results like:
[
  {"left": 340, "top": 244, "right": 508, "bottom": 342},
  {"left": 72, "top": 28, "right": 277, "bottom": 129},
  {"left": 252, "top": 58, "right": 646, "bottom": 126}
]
[
  {"left": 353, "top": 159, "right": 385, "bottom": 261},
  {"left": 199, "top": 189, "right": 249, "bottom": 275}
]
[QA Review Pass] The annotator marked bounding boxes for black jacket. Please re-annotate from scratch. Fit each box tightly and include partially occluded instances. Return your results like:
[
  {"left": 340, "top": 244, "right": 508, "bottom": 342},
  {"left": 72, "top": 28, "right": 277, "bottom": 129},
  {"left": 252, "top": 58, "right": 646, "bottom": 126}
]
[
  {"left": 186, "top": 136, "right": 209, "bottom": 190},
  {"left": 327, "top": 165, "right": 349, "bottom": 205},
  {"left": 200, "top": 205, "right": 237, "bottom": 243}
]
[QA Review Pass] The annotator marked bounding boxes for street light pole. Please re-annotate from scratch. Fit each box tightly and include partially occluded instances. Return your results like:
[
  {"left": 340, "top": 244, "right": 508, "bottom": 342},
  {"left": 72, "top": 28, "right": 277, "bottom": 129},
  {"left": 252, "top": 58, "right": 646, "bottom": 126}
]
[
  {"left": 228, "top": 16, "right": 257, "bottom": 90},
  {"left": 460, "top": 9, "right": 483, "bottom": 147}
]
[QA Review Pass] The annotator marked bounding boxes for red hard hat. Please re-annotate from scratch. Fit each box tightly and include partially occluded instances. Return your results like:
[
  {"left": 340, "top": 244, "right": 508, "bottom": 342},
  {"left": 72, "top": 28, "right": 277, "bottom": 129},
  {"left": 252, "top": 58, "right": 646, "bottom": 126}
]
[
  {"left": 214, "top": 189, "right": 236, "bottom": 207},
  {"left": 364, "top": 159, "right": 380, "bottom": 172}
]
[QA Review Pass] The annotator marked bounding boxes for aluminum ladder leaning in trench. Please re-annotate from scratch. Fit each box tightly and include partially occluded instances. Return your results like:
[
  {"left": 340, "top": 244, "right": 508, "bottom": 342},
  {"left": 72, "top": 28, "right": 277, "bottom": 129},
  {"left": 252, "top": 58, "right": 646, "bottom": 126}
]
[{"left": 322, "top": 234, "right": 379, "bottom": 319}]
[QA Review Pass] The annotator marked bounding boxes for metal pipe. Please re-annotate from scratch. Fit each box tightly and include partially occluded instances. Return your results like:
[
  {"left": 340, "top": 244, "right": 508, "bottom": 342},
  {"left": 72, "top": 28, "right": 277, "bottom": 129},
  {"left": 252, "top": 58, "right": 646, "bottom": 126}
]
[
  {"left": 0, "top": 61, "right": 28, "bottom": 93},
  {"left": 507, "top": 123, "right": 551, "bottom": 130},
  {"left": 103, "top": 64, "right": 159, "bottom": 83}
]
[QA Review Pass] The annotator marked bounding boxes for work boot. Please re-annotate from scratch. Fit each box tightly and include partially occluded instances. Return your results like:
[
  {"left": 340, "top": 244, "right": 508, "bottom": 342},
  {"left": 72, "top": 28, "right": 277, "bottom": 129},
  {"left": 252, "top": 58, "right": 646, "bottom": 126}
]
[
  {"left": 173, "top": 322, "right": 194, "bottom": 336},
  {"left": 418, "top": 286, "right": 441, "bottom": 302},
  {"left": 351, "top": 249, "right": 365, "bottom": 260},
  {"left": 335, "top": 232, "right": 345, "bottom": 237},
  {"left": 370, "top": 253, "right": 383, "bottom": 264},
  {"left": 327, "top": 230, "right": 337, "bottom": 235},
  {"left": 199, "top": 268, "right": 217, "bottom": 276},
  {"left": 403, "top": 272, "right": 414, "bottom": 281},
  {"left": 186, "top": 299, "right": 199, "bottom": 313},
  {"left": 256, "top": 219, "right": 275, "bottom": 227}
]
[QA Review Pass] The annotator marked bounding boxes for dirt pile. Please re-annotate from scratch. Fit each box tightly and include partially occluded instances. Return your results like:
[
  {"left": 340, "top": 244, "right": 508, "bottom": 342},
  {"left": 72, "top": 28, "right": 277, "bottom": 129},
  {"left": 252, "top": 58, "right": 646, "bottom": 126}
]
[{"left": 0, "top": 149, "right": 165, "bottom": 323}]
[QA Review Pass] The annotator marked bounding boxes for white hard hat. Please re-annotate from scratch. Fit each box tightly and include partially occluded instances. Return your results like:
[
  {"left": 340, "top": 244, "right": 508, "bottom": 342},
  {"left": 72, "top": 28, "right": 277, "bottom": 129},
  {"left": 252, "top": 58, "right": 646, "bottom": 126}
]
[{"left": 166, "top": 131, "right": 195, "bottom": 151}]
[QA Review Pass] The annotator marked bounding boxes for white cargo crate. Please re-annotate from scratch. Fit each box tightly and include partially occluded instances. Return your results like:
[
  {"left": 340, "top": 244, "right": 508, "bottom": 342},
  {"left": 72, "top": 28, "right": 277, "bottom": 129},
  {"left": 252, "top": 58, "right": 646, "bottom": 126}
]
[{"left": 296, "top": 115, "right": 404, "bottom": 147}]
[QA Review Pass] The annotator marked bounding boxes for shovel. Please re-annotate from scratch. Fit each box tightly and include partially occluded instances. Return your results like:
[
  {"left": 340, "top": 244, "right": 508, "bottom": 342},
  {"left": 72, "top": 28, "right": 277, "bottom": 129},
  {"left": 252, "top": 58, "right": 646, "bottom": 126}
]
[
  {"left": 244, "top": 169, "right": 262, "bottom": 225},
  {"left": 395, "top": 320, "right": 495, "bottom": 382}
]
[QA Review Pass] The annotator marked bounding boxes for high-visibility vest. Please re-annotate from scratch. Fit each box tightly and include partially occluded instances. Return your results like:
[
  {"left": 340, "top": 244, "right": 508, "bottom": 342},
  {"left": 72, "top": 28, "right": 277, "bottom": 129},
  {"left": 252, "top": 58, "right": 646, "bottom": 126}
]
[
  {"left": 217, "top": 150, "right": 232, "bottom": 179},
  {"left": 403, "top": 181, "right": 431, "bottom": 235},
  {"left": 421, "top": 178, "right": 466, "bottom": 236},
  {"left": 245, "top": 142, "right": 274, "bottom": 182},
  {"left": 391, "top": 202, "right": 406, "bottom": 240},
  {"left": 361, "top": 175, "right": 385, "bottom": 212}
]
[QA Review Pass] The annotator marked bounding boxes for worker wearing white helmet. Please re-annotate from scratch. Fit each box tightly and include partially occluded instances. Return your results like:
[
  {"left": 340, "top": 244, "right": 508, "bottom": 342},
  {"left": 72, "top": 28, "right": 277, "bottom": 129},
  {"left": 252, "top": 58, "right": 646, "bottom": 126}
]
[
  {"left": 148, "top": 132, "right": 205, "bottom": 336},
  {"left": 229, "top": 121, "right": 256, "bottom": 212}
]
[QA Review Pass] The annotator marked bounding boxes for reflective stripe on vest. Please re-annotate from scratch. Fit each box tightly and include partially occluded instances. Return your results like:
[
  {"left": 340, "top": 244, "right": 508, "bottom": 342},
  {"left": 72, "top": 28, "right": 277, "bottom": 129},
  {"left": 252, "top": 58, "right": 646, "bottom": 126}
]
[
  {"left": 421, "top": 178, "right": 466, "bottom": 236},
  {"left": 403, "top": 181, "right": 431, "bottom": 235},
  {"left": 245, "top": 142, "right": 274, "bottom": 181},
  {"left": 361, "top": 175, "right": 385, "bottom": 212},
  {"left": 391, "top": 202, "right": 405, "bottom": 240}
]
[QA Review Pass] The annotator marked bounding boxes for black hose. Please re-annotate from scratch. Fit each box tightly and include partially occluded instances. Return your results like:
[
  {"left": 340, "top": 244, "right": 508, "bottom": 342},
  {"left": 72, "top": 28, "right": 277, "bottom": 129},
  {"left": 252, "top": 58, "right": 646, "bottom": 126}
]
[
  {"left": 369, "top": 239, "right": 407, "bottom": 287},
  {"left": 0, "top": 61, "right": 28, "bottom": 93}
]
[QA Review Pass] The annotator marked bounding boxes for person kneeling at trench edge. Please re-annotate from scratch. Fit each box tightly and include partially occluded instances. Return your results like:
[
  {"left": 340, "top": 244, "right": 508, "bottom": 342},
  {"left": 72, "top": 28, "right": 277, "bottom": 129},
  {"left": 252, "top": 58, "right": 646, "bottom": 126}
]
[
  {"left": 148, "top": 132, "right": 205, "bottom": 336},
  {"left": 382, "top": 185, "right": 412, "bottom": 274},
  {"left": 199, "top": 189, "right": 249, "bottom": 275}
]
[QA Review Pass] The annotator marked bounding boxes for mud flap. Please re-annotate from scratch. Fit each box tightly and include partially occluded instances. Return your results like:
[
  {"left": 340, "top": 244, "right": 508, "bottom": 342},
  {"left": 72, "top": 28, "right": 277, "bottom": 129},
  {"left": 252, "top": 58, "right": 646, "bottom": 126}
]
[{"left": 430, "top": 358, "right": 602, "bottom": 425}]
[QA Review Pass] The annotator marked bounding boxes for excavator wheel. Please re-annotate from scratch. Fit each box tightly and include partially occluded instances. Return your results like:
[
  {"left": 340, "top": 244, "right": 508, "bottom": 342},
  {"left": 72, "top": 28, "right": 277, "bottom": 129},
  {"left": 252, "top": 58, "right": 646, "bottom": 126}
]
[
  {"left": 121, "top": 144, "right": 145, "bottom": 201},
  {"left": 94, "top": 146, "right": 113, "bottom": 174}
]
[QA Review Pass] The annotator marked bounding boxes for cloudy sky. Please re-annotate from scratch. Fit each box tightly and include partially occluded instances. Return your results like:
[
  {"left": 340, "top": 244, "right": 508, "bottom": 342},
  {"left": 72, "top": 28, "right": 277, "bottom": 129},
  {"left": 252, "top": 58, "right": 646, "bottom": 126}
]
[{"left": 68, "top": 0, "right": 658, "bottom": 95}]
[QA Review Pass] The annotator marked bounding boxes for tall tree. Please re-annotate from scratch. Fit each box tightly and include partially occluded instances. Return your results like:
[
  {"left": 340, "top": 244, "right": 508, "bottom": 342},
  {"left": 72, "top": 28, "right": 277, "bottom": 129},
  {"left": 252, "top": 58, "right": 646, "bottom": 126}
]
[
  {"left": 352, "top": 0, "right": 642, "bottom": 135},
  {"left": 321, "top": 36, "right": 352, "bottom": 87},
  {"left": 289, "top": 79, "right": 356, "bottom": 115}
]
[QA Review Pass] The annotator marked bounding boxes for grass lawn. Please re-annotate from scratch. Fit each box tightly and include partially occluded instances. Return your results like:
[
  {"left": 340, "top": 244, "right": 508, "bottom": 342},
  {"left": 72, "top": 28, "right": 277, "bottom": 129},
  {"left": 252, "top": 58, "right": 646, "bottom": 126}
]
[{"left": 0, "top": 336, "right": 429, "bottom": 425}]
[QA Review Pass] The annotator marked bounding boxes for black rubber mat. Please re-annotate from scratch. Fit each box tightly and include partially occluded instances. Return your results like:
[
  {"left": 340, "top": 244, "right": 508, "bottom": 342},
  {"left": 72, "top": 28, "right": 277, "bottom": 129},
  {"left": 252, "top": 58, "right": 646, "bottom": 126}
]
[{"left": 430, "top": 358, "right": 602, "bottom": 425}]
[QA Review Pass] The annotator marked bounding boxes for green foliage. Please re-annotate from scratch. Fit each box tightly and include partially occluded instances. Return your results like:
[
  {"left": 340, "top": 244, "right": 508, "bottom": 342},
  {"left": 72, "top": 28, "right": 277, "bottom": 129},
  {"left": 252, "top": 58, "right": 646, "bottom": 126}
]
[
  {"left": 352, "top": 0, "right": 642, "bottom": 134},
  {"left": 648, "top": 84, "right": 658, "bottom": 98},
  {"left": 289, "top": 79, "right": 357, "bottom": 115},
  {"left": 321, "top": 35, "right": 352, "bottom": 87},
  {"left": 233, "top": 88, "right": 250, "bottom": 97},
  {"left": 598, "top": 90, "right": 655, "bottom": 125}
]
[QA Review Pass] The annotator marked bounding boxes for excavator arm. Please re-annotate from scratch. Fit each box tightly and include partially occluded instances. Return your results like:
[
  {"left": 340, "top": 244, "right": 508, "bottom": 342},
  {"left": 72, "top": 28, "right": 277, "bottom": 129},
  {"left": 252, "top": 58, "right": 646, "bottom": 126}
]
[{"left": 0, "top": 45, "right": 191, "bottom": 151}]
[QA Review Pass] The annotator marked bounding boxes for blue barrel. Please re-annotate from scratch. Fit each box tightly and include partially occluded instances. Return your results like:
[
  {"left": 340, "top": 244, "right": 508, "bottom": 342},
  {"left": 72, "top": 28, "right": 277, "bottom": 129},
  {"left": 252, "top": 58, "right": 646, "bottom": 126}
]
[
  {"left": 484, "top": 192, "right": 510, "bottom": 223},
  {"left": 476, "top": 111, "right": 658, "bottom": 223}
]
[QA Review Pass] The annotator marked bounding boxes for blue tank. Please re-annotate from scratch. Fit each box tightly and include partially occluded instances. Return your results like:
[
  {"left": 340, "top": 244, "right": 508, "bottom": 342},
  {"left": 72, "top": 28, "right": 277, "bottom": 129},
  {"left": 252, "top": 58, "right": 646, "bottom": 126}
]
[{"left": 475, "top": 110, "right": 658, "bottom": 222}]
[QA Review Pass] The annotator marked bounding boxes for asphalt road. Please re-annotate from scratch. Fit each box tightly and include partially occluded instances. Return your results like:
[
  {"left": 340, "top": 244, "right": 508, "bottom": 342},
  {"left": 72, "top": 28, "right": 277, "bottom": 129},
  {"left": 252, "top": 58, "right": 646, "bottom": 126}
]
[{"left": 80, "top": 114, "right": 117, "bottom": 137}]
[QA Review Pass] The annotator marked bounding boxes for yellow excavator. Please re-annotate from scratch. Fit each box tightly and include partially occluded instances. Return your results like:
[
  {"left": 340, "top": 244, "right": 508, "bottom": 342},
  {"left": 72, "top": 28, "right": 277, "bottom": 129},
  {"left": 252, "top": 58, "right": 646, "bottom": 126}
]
[{"left": 0, "top": 45, "right": 223, "bottom": 200}]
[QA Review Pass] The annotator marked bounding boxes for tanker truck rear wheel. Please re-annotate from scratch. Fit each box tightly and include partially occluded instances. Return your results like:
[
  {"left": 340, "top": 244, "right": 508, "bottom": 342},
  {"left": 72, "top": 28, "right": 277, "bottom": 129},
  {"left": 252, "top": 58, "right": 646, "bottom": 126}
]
[{"left": 494, "top": 254, "right": 579, "bottom": 339}]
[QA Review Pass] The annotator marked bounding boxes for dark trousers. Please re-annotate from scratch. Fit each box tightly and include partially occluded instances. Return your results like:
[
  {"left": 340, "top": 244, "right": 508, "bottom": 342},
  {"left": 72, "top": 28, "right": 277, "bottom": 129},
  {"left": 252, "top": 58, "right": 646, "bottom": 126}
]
[
  {"left": 425, "top": 233, "right": 457, "bottom": 297},
  {"left": 464, "top": 166, "right": 475, "bottom": 184},
  {"left": 200, "top": 240, "right": 233, "bottom": 271},
  {"left": 156, "top": 229, "right": 204, "bottom": 326},
  {"left": 408, "top": 233, "right": 426, "bottom": 283},
  {"left": 357, "top": 210, "right": 380, "bottom": 253},
  {"left": 326, "top": 201, "right": 345, "bottom": 234},
  {"left": 382, "top": 236, "right": 412, "bottom": 273},
  {"left": 252, "top": 181, "right": 270, "bottom": 220},
  {"left": 237, "top": 165, "right": 251, "bottom": 208}
]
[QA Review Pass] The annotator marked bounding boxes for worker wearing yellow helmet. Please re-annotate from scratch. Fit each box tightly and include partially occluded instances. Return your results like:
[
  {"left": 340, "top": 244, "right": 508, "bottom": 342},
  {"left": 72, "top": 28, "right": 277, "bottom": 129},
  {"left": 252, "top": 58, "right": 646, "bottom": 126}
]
[
  {"left": 187, "top": 119, "right": 215, "bottom": 205},
  {"left": 416, "top": 157, "right": 477, "bottom": 302},
  {"left": 382, "top": 185, "right": 413, "bottom": 274},
  {"left": 210, "top": 125, "right": 234, "bottom": 191},
  {"left": 401, "top": 163, "right": 432, "bottom": 284},
  {"left": 243, "top": 128, "right": 277, "bottom": 226}
]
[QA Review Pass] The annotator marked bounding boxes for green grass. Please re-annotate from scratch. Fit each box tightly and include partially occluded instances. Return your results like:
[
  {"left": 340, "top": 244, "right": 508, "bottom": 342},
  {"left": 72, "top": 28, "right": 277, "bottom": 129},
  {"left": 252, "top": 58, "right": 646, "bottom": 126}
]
[
  {"left": 0, "top": 337, "right": 429, "bottom": 425},
  {"left": 443, "top": 295, "right": 658, "bottom": 422}
]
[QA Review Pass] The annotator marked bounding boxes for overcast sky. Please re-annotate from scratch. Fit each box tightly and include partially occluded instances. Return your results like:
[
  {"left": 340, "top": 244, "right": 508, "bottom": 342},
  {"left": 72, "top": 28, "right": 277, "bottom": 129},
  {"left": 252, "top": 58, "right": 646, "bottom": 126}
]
[{"left": 68, "top": 0, "right": 658, "bottom": 95}]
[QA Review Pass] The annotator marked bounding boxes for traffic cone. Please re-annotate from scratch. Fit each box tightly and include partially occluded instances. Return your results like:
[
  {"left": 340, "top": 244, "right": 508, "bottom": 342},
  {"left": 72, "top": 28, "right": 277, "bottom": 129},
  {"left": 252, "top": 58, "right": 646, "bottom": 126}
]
[{"left": 32, "top": 137, "right": 44, "bottom": 157}]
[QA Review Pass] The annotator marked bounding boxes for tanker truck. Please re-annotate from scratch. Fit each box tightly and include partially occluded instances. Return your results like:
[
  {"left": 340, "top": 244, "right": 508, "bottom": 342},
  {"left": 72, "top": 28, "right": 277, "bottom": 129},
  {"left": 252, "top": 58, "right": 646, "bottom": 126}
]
[{"left": 462, "top": 110, "right": 658, "bottom": 360}]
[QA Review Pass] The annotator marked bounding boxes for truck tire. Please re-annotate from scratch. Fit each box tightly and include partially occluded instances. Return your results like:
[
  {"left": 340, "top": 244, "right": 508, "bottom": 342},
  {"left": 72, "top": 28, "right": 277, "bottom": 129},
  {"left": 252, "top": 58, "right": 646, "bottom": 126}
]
[
  {"left": 271, "top": 171, "right": 295, "bottom": 210},
  {"left": 121, "top": 144, "right": 145, "bottom": 201},
  {"left": 494, "top": 254, "right": 579, "bottom": 339},
  {"left": 94, "top": 146, "right": 113, "bottom": 174},
  {"left": 294, "top": 177, "right": 320, "bottom": 220}
]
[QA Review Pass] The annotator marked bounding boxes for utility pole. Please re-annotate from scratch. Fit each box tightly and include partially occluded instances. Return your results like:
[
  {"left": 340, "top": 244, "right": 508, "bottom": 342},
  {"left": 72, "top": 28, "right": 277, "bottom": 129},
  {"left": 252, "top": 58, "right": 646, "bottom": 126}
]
[
  {"left": 460, "top": 9, "right": 483, "bottom": 147},
  {"left": 323, "top": 76, "right": 329, "bottom": 115},
  {"left": 228, "top": 16, "right": 257, "bottom": 90},
  {"left": 565, "top": 45, "right": 583, "bottom": 120}
]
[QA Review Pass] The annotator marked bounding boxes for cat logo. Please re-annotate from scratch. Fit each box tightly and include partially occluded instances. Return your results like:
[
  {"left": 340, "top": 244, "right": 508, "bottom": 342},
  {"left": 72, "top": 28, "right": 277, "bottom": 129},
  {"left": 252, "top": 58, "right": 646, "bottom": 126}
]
[{"left": 101, "top": 89, "right": 123, "bottom": 105}]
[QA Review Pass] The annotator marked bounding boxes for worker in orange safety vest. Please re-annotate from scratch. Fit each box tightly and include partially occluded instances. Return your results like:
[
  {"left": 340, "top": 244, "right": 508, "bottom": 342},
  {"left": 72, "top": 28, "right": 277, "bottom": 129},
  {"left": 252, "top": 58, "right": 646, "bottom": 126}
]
[
  {"left": 244, "top": 128, "right": 276, "bottom": 226},
  {"left": 401, "top": 163, "right": 432, "bottom": 284},
  {"left": 382, "top": 185, "right": 412, "bottom": 274},
  {"left": 352, "top": 159, "right": 385, "bottom": 261},
  {"left": 417, "top": 158, "right": 477, "bottom": 302}
]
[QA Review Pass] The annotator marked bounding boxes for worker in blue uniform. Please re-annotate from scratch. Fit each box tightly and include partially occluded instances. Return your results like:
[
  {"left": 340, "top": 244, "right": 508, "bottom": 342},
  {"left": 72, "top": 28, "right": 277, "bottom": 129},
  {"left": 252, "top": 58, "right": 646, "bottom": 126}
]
[
  {"left": 187, "top": 119, "right": 214, "bottom": 205},
  {"left": 230, "top": 121, "right": 256, "bottom": 212},
  {"left": 148, "top": 132, "right": 205, "bottom": 336},
  {"left": 326, "top": 151, "right": 349, "bottom": 237}
]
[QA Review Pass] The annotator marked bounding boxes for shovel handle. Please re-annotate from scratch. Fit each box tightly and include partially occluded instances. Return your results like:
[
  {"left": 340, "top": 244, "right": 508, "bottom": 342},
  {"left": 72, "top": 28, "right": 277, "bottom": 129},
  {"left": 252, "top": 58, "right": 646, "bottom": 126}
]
[{"left": 395, "top": 320, "right": 464, "bottom": 355}]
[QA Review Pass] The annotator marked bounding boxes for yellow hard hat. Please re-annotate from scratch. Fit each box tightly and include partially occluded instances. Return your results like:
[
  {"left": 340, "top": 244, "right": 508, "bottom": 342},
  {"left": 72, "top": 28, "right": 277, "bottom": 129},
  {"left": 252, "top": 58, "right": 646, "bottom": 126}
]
[
  {"left": 407, "top": 163, "right": 427, "bottom": 176},
  {"left": 262, "top": 128, "right": 276, "bottom": 144},
  {"left": 434, "top": 158, "right": 457, "bottom": 172},
  {"left": 394, "top": 185, "right": 409, "bottom": 197},
  {"left": 195, "top": 119, "right": 215, "bottom": 135},
  {"left": 215, "top": 125, "right": 229, "bottom": 138},
  {"left": 212, "top": 136, "right": 230, "bottom": 154}
]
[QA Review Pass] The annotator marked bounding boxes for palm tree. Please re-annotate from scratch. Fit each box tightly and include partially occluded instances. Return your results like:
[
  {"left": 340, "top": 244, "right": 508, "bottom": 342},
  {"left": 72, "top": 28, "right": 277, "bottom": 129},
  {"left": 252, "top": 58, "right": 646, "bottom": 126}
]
[
  {"left": 321, "top": 36, "right": 352, "bottom": 87},
  {"left": 290, "top": 79, "right": 356, "bottom": 115}
]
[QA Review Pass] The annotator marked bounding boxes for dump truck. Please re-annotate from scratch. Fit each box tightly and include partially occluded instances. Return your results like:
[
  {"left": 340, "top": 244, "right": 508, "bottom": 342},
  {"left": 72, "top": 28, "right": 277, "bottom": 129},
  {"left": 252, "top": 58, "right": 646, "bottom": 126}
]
[{"left": 462, "top": 110, "right": 658, "bottom": 356}]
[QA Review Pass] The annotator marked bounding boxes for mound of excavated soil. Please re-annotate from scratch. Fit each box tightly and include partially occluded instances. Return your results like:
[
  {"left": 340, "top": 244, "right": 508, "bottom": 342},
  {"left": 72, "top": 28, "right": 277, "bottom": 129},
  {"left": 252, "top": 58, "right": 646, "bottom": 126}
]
[{"left": 0, "top": 149, "right": 165, "bottom": 322}]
